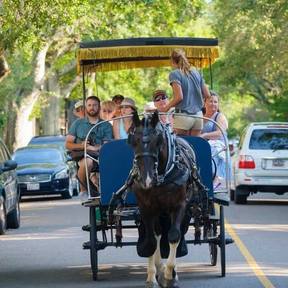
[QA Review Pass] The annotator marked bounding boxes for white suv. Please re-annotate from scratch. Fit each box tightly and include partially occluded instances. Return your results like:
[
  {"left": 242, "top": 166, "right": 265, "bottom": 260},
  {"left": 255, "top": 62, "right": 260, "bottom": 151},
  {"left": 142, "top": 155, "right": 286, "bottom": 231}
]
[{"left": 231, "top": 122, "right": 288, "bottom": 204}]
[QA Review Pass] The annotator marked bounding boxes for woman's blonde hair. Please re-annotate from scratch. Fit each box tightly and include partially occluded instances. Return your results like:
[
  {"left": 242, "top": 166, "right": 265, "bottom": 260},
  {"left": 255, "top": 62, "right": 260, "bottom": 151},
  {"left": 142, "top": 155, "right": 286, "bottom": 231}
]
[
  {"left": 101, "top": 100, "right": 116, "bottom": 111},
  {"left": 171, "top": 49, "right": 190, "bottom": 75}
]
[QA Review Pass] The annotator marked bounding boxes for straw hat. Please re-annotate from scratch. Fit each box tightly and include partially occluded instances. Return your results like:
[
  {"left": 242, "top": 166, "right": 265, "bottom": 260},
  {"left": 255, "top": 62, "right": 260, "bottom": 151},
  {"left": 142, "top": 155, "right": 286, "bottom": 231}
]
[
  {"left": 144, "top": 101, "right": 156, "bottom": 112},
  {"left": 120, "top": 97, "right": 137, "bottom": 110}
]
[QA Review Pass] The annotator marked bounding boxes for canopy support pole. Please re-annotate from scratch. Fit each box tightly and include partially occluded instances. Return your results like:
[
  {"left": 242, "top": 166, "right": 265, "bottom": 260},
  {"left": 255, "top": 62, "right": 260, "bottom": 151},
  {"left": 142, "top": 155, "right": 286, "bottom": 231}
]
[
  {"left": 82, "top": 66, "right": 86, "bottom": 116},
  {"left": 209, "top": 58, "right": 213, "bottom": 89}
]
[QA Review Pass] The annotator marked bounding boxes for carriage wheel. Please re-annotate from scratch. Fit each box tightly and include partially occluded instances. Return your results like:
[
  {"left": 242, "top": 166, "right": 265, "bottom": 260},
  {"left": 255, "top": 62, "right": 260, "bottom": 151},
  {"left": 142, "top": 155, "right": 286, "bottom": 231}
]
[
  {"left": 219, "top": 205, "right": 226, "bottom": 277},
  {"left": 209, "top": 221, "right": 218, "bottom": 266},
  {"left": 89, "top": 207, "right": 98, "bottom": 281}
]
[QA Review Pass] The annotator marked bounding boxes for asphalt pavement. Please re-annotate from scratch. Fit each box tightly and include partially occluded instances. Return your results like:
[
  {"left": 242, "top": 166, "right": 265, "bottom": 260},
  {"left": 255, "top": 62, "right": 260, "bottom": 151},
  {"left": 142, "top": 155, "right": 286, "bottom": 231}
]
[{"left": 0, "top": 193, "right": 287, "bottom": 288}]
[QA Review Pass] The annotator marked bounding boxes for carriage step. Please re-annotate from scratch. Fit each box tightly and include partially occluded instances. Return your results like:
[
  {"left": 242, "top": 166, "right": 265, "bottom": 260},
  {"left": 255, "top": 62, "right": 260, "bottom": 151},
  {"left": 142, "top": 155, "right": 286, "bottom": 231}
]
[
  {"left": 82, "top": 197, "right": 101, "bottom": 207},
  {"left": 82, "top": 241, "right": 107, "bottom": 250},
  {"left": 207, "top": 237, "right": 234, "bottom": 245},
  {"left": 82, "top": 223, "right": 108, "bottom": 232},
  {"left": 225, "top": 237, "right": 234, "bottom": 245}
]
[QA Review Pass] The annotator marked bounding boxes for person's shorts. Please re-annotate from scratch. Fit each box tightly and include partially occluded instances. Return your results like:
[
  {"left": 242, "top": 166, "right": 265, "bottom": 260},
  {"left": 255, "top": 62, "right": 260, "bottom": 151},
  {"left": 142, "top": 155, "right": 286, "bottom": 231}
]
[{"left": 174, "top": 110, "right": 203, "bottom": 131}]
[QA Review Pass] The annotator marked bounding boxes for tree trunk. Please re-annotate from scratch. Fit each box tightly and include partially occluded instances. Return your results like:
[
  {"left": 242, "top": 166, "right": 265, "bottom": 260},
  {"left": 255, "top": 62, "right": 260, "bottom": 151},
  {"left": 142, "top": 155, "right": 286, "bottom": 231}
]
[
  {"left": 14, "top": 43, "right": 50, "bottom": 149},
  {"left": 0, "top": 54, "right": 10, "bottom": 82},
  {"left": 40, "top": 73, "right": 61, "bottom": 135}
]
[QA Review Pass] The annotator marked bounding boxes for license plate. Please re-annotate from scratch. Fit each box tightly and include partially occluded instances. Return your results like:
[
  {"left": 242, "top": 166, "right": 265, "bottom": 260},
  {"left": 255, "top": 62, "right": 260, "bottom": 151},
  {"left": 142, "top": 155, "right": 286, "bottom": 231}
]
[
  {"left": 272, "top": 159, "right": 285, "bottom": 167},
  {"left": 27, "top": 183, "right": 40, "bottom": 190}
]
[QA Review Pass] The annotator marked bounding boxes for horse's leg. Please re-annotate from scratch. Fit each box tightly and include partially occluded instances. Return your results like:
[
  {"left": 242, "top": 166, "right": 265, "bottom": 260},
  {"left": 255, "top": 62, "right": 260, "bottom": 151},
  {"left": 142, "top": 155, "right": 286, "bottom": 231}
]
[
  {"left": 146, "top": 252, "right": 157, "bottom": 288},
  {"left": 154, "top": 234, "right": 164, "bottom": 276},
  {"left": 158, "top": 207, "right": 185, "bottom": 288},
  {"left": 157, "top": 241, "right": 180, "bottom": 288},
  {"left": 145, "top": 222, "right": 160, "bottom": 288},
  {"left": 137, "top": 213, "right": 157, "bottom": 257}
]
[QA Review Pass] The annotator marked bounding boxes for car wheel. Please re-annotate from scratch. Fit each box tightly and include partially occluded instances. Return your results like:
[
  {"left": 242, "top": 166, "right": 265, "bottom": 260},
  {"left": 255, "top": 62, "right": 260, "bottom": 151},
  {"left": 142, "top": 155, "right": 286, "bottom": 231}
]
[
  {"left": 0, "top": 196, "right": 7, "bottom": 235},
  {"left": 7, "top": 195, "right": 20, "bottom": 229},
  {"left": 230, "top": 189, "right": 235, "bottom": 201},
  {"left": 235, "top": 187, "right": 248, "bottom": 204},
  {"left": 62, "top": 177, "right": 73, "bottom": 199},
  {"left": 73, "top": 179, "right": 79, "bottom": 196}
]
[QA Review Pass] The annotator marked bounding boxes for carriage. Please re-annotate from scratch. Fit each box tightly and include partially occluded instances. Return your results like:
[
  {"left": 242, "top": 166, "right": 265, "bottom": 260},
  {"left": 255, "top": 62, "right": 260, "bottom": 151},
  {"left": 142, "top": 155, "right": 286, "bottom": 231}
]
[{"left": 76, "top": 37, "right": 233, "bottom": 285}]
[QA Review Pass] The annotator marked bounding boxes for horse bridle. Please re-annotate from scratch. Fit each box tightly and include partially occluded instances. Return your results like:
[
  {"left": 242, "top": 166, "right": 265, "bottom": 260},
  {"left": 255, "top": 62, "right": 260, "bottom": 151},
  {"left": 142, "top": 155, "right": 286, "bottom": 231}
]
[{"left": 133, "top": 121, "right": 176, "bottom": 186}]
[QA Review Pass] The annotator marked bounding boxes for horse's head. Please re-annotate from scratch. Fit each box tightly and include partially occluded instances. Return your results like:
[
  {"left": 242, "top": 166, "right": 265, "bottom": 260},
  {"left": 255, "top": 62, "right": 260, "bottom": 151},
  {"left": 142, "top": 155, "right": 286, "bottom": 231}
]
[{"left": 128, "top": 111, "right": 165, "bottom": 189}]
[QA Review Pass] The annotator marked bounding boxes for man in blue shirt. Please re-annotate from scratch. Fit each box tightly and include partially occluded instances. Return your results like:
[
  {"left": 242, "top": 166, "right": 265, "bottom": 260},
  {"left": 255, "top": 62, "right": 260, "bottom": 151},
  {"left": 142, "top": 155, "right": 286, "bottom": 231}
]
[{"left": 66, "top": 96, "right": 113, "bottom": 200}]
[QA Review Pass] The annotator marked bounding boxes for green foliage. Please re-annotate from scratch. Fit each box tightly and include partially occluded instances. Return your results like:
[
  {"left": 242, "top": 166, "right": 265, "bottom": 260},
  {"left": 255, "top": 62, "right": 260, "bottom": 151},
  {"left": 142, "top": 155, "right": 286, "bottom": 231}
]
[{"left": 212, "top": 0, "right": 288, "bottom": 122}]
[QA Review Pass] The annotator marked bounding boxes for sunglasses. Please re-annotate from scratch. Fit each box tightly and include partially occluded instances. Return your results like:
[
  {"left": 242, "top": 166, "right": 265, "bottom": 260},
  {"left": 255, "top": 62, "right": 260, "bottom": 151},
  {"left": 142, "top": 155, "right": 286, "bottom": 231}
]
[
  {"left": 121, "top": 105, "right": 133, "bottom": 109},
  {"left": 154, "top": 95, "right": 167, "bottom": 102}
]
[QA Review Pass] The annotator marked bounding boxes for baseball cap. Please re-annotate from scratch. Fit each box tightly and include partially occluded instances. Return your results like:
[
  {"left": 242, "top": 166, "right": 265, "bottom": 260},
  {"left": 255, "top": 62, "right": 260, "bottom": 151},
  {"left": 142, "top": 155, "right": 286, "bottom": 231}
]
[
  {"left": 152, "top": 90, "right": 168, "bottom": 101},
  {"left": 74, "top": 100, "right": 83, "bottom": 110}
]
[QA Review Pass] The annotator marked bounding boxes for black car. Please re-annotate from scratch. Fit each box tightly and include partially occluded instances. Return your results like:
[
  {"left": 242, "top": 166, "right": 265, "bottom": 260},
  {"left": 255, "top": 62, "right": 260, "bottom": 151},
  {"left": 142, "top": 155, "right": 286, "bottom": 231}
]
[
  {"left": 0, "top": 139, "right": 20, "bottom": 235},
  {"left": 28, "top": 135, "right": 66, "bottom": 146},
  {"left": 27, "top": 135, "right": 79, "bottom": 195},
  {"left": 13, "top": 146, "right": 75, "bottom": 199}
]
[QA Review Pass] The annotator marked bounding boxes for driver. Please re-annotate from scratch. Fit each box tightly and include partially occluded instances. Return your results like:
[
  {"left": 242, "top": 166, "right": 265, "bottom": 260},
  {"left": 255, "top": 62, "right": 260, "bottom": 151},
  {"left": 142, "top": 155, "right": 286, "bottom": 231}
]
[{"left": 66, "top": 96, "right": 113, "bottom": 201}]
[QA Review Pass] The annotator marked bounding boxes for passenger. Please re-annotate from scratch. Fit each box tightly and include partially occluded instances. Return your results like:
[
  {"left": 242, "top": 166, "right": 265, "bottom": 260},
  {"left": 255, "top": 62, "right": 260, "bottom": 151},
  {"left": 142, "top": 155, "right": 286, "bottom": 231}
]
[
  {"left": 66, "top": 96, "right": 113, "bottom": 200},
  {"left": 112, "top": 94, "right": 124, "bottom": 118},
  {"left": 160, "top": 49, "right": 210, "bottom": 136},
  {"left": 113, "top": 97, "right": 137, "bottom": 139},
  {"left": 200, "top": 91, "right": 230, "bottom": 189},
  {"left": 152, "top": 90, "right": 174, "bottom": 126},
  {"left": 73, "top": 100, "right": 85, "bottom": 118},
  {"left": 144, "top": 101, "right": 157, "bottom": 114},
  {"left": 100, "top": 100, "right": 116, "bottom": 122}
]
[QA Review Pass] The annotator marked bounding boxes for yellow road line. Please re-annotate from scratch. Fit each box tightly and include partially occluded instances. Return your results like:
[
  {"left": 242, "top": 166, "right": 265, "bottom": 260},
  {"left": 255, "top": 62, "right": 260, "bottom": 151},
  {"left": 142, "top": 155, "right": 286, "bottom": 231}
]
[{"left": 221, "top": 208, "right": 275, "bottom": 288}]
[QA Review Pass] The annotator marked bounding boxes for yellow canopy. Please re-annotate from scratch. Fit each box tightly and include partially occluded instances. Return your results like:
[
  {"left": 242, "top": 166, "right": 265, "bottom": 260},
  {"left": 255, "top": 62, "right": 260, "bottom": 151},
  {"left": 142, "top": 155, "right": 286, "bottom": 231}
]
[{"left": 77, "top": 37, "right": 219, "bottom": 74}]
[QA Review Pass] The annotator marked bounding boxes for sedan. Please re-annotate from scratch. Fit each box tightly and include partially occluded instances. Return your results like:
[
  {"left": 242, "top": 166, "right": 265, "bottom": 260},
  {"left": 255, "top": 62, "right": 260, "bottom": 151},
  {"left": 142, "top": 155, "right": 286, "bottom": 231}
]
[
  {"left": 13, "top": 146, "right": 75, "bottom": 199},
  {"left": 27, "top": 135, "right": 79, "bottom": 195},
  {"left": 0, "top": 138, "right": 20, "bottom": 235}
]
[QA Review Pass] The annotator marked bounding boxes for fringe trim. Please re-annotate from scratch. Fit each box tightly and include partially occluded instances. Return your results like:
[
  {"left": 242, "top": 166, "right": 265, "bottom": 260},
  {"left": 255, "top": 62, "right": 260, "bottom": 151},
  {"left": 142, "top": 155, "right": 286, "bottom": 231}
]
[{"left": 77, "top": 45, "right": 219, "bottom": 73}]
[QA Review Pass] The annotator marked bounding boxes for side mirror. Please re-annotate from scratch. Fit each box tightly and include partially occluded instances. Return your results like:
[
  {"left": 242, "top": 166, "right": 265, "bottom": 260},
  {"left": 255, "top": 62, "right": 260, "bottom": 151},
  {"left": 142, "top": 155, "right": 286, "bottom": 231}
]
[{"left": 1, "top": 160, "right": 17, "bottom": 172}]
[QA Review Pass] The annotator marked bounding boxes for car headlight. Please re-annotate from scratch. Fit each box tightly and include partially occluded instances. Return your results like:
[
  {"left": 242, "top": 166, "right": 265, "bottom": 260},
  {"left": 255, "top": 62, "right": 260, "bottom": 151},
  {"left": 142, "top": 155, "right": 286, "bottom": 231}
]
[{"left": 55, "top": 169, "right": 68, "bottom": 179}]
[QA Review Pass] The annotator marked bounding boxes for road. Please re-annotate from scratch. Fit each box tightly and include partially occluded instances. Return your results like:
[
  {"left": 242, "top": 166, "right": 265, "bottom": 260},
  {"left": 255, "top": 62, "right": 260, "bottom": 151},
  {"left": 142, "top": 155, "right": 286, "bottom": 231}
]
[{"left": 0, "top": 193, "right": 287, "bottom": 288}]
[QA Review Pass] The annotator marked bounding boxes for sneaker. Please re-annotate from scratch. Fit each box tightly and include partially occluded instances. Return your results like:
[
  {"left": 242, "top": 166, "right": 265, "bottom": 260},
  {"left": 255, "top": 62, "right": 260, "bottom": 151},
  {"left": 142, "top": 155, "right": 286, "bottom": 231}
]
[{"left": 79, "top": 191, "right": 89, "bottom": 201}]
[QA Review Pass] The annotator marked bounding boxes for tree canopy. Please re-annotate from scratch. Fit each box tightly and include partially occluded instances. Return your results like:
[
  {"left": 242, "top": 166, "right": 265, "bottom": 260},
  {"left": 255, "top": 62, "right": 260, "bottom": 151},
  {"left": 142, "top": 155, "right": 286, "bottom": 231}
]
[{"left": 0, "top": 0, "right": 287, "bottom": 149}]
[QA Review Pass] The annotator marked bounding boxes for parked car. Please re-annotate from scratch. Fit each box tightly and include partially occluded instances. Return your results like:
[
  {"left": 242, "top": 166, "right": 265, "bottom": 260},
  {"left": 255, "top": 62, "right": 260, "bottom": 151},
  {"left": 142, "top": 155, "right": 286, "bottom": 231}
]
[
  {"left": 0, "top": 138, "right": 20, "bottom": 235},
  {"left": 13, "top": 146, "right": 75, "bottom": 199},
  {"left": 28, "top": 135, "right": 66, "bottom": 147},
  {"left": 231, "top": 122, "right": 288, "bottom": 204},
  {"left": 27, "top": 135, "right": 79, "bottom": 195}
]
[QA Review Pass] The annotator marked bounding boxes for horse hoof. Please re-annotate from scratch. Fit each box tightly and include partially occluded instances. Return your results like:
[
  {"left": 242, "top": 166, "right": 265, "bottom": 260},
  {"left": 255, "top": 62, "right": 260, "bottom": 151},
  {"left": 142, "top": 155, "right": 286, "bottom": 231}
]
[
  {"left": 157, "top": 271, "right": 180, "bottom": 288},
  {"left": 145, "top": 281, "right": 157, "bottom": 288}
]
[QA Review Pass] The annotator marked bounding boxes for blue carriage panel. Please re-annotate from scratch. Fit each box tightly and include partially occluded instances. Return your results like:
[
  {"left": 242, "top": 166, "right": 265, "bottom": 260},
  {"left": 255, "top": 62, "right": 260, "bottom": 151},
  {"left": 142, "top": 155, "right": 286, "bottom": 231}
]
[
  {"left": 182, "top": 136, "right": 213, "bottom": 198},
  {"left": 99, "top": 140, "right": 136, "bottom": 205},
  {"left": 99, "top": 137, "right": 213, "bottom": 206}
]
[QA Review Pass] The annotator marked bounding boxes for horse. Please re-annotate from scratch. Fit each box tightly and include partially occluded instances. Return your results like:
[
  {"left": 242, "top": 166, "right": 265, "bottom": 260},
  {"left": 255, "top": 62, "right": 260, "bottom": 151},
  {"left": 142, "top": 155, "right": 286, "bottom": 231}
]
[{"left": 127, "top": 111, "right": 208, "bottom": 288}]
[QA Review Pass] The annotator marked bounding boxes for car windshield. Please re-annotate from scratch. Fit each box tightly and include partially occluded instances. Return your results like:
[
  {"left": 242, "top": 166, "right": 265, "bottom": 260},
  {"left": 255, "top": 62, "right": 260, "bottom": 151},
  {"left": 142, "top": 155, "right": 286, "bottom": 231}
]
[
  {"left": 29, "top": 137, "right": 65, "bottom": 146},
  {"left": 13, "top": 149, "right": 63, "bottom": 164},
  {"left": 249, "top": 129, "right": 288, "bottom": 150}
]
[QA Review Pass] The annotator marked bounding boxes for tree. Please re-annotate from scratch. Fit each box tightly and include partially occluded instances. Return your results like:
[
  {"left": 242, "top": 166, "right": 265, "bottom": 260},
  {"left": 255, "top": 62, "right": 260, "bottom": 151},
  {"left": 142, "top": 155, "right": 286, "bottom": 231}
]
[
  {"left": 0, "top": 0, "right": 208, "bottom": 148},
  {"left": 212, "top": 0, "right": 288, "bottom": 121}
]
